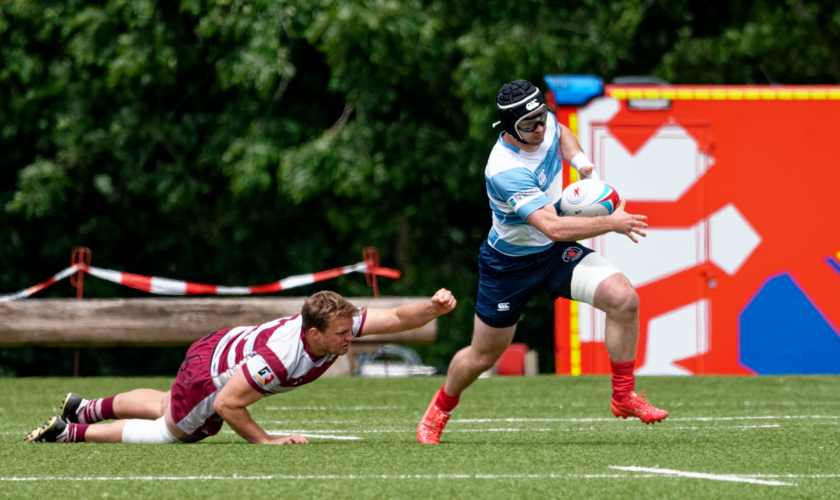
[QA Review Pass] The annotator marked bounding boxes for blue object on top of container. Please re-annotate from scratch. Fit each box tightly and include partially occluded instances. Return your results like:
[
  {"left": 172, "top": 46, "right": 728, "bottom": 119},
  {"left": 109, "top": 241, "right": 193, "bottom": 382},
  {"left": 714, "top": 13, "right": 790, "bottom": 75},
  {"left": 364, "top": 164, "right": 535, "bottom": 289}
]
[{"left": 543, "top": 75, "right": 604, "bottom": 106}]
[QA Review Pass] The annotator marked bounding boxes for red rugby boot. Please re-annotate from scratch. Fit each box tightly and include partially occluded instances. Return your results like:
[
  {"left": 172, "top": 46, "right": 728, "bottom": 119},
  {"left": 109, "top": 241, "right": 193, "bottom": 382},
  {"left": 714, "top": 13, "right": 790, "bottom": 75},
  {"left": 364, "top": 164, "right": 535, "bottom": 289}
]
[
  {"left": 610, "top": 390, "right": 668, "bottom": 425},
  {"left": 416, "top": 391, "right": 451, "bottom": 444}
]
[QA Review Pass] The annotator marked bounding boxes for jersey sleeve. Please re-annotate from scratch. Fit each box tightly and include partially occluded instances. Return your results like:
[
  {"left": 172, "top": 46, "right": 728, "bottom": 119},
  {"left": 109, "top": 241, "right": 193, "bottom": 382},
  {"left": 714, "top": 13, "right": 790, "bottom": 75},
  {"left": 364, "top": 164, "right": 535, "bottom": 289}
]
[
  {"left": 242, "top": 354, "right": 279, "bottom": 394},
  {"left": 352, "top": 309, "right": 367, "bottom": 338},
  {"left": 488, "top": 167, "right": 551, "bottom": 220}
]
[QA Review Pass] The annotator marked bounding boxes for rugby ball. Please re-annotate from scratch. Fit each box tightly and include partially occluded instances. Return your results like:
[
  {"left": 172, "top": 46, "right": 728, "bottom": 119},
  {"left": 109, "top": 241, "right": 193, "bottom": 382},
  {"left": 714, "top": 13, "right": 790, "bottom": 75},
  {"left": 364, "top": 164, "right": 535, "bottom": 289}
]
[{"left": 559, "top": 179, "right": 621, "bottom": 217}]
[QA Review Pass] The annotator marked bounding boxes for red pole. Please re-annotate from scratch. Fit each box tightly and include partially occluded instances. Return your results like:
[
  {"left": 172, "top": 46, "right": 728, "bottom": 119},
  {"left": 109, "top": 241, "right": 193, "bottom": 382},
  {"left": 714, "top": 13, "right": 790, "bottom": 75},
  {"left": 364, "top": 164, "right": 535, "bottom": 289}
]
[
  {"left": 70, "top": 247, "right": 91, "bottom": 377},
  {"left": 554, "top": 297, "right": 571, "bottom": 375},
  {"left": 363, "top": 247, "right": 380, "bottom": 298}
]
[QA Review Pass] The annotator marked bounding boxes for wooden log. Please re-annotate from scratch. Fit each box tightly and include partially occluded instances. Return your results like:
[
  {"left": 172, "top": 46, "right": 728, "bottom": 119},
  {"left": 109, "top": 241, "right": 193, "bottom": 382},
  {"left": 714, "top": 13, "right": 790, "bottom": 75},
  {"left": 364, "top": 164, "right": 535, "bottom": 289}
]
[{"left": 0, "top": 297, "right": 436, "bottom": 347}]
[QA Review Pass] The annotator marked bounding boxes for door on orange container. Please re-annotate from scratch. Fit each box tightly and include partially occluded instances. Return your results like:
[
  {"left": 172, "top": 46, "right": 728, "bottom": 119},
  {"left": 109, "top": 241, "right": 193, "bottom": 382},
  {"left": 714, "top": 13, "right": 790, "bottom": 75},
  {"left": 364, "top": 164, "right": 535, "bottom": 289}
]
[{"left": 578, "top": 120, "right": 711, "bottom": 375}]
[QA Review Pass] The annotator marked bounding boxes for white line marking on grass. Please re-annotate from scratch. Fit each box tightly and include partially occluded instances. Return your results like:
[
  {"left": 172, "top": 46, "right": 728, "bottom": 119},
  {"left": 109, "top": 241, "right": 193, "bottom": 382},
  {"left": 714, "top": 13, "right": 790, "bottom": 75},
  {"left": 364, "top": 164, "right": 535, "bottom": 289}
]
[
  {"left": 447, "top": 428, "right": 554, "bottom": 433},
  {"left": 3, "top": 473, "right": 836, "bottom": 482},
  {"left": 248, "top": 429, "right": 407, "bottom": 434},
  {"left": 543, "top": 425, "right": 780, "bottom": 432},
  {"left": 452, "top": 415, "right": 840, "bottom": 423},
  {"left": 223, "top": 431, "right": 361, "bottom": 440},
  {"left": 446, "top": 425, "right": 781, "bottom": 432},
  {"left": 3, "top": 424, "right": 787, "bottom": 438},
  {"left": 252, "top": 429, "right": 355, "bottom": 434},
  {"left": 0, "top": 474, "right": 636, "bottom": 481},
  {"left": 665, "top": 425, "right": 780, "bottom": 430},
  {"left": 609, "top": 466, "right": 794, "bottom": 486},
  {"left": 238, "top": 429, "right": 410, "bottom": 434},
  {"left": 670, "top": 415, "right": 840, "bottom": 422},
  {"left": 452, "top": 418, "right": 612, "bottom": 423},
  {"left": 0, "top": 474, "right": 681, "bottom": 482},
  {"left": 257, "top": 421, "right": 361, "bottom": 425},
  {"left": 238, "top": 425, "right": 781, "bottom": 435},
  {"left": 742, "top": 475, "right": 840, "bottom": 478},
  {"left": 295, "top": 434, "right": 361, "bottom": 440},
  {"left": 264, "top": 406, "right": 402, "bottom": 411}
]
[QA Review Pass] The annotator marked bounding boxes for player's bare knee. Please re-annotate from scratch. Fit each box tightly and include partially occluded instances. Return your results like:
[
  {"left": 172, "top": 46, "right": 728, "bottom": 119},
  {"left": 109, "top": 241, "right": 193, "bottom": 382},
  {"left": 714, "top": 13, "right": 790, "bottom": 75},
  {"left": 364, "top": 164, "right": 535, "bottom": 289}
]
[
  {"left": 474, "top": 352, "right": 501, "bottom": 372},
  {"left": 597, "top": 274, "right": 638, "bottom": 319},
  {"left": 609, "top": 287, "right": 639, "bottom": 320},
  {"left": 159, "top": 392, "right": 170, "bottom": 418},
  {"left": 622, "top": 288, "right": 640, "bottom": 315}
]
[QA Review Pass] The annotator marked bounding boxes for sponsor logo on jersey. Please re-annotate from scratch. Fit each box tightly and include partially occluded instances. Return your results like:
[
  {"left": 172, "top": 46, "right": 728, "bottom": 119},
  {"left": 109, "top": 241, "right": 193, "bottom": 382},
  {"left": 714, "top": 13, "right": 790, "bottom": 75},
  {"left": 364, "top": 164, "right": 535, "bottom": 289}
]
[
  {"left": 525, "top": 99, "right": 539, "bottom": 111},
  {"left": 255, "top": 366, "right": 275, "bottom": 386},
  {"left": 498, "top": 302, "right": 510, "bottom": 311},
  {"left": 509, "top": 188, "right": 542, "bottom": 209},
  {"left": 562, "top": 247, "right": 584, "bottom": 262},
  {"left": 566, "top": 182, "right": 589, "bottom": 205}
]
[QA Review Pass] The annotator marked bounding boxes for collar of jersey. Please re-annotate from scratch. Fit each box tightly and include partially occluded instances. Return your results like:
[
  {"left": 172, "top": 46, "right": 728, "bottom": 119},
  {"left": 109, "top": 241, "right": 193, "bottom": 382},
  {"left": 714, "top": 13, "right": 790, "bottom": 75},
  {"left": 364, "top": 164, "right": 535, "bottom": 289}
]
[
  {"left": 498, "top": 133, "right": 521, "bottom": 153},
  {"left": 498, "top": 132, "right": 543, "bottom": 156},
  {"left": 300, "top": 327, "right": 326, "bottom": 362}
]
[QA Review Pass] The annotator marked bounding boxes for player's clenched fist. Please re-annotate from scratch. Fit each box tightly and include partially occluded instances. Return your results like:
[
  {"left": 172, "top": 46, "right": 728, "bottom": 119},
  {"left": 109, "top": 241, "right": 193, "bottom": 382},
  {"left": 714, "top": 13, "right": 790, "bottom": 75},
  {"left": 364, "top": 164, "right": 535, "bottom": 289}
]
[{"left": 431, "top": 288, "right": 457, "bottom": 315}]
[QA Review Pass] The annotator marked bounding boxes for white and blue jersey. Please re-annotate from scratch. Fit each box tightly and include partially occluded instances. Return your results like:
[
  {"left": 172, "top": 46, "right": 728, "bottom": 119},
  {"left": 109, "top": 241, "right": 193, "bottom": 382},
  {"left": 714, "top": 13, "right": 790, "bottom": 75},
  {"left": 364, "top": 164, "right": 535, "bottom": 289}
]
[{"left": 484, "top": 111, "right": 564, "bottom": 256}]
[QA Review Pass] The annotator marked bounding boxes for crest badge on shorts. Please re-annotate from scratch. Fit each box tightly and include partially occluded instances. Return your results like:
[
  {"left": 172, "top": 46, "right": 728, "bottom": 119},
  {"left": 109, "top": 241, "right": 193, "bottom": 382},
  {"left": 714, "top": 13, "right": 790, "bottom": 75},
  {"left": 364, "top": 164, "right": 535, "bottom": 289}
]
[
  {"left": 562, "top": 247, "right": 584, "bottom": 262},
  {"left": 177, "top": 354, "right": 202, "bottom": 386}
]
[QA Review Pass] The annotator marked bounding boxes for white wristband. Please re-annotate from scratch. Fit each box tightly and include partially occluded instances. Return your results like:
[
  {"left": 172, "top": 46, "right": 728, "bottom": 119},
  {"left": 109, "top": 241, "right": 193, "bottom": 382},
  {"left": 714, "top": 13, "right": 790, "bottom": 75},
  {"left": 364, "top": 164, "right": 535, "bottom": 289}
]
[{"left": 570, "top": 152, "right": 599, "bottom": 180}]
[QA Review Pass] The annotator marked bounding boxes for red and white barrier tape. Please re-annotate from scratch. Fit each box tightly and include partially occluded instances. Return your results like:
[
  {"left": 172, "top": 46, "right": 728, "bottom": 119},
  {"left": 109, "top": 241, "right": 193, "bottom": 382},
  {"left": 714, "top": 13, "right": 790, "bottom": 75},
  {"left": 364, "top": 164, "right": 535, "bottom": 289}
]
[
  {"left": 0, "top": 262, "right": 400, "bottom": 302},
  {"left": 0, "top": 265, "right": 82, "bottom": 301}
]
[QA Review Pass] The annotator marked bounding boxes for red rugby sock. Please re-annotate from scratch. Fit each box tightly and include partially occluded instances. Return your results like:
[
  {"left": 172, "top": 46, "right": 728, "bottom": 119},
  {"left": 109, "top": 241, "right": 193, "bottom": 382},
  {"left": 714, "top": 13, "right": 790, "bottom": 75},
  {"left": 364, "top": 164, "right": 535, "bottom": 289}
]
[
  {"left": 58, "top": 423, "right": 89, "bottom": 443},
  {"left": 100, "top": 396, "right": 117, "bottom": 420},
  {"left": 435, "top": 384, "right": 460, "bottom": 413},
  {"left": 80, "top": 396, "right": 117, "bottom": 424},
  {"left": 610, "top": 360, "right": 636, "bottom": 404}
]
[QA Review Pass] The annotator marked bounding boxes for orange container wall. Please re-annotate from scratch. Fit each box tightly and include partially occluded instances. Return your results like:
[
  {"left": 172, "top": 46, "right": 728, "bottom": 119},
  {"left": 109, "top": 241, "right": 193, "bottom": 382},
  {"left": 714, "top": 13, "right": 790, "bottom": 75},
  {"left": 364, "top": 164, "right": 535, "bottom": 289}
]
[{"left": 552, "top": 86, "right": 840, "bottom": 375}]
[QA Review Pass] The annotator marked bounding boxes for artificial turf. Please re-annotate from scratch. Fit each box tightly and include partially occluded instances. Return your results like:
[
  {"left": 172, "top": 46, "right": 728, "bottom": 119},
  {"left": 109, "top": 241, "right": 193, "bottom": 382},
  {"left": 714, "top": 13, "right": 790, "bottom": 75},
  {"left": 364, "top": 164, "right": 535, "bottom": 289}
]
[{"left": 1, "top": 375, "right": 838, "bottom": 499}]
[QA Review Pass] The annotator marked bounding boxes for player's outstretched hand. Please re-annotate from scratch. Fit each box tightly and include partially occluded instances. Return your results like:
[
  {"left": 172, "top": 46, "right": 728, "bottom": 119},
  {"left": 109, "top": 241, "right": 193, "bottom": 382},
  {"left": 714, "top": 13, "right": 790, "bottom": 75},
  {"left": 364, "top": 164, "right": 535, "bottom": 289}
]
[
  {"left": 611, "top": 200, "right": 648, "bottom": 243},
  {"left": 268, "top": 434, "right": 309, "bottom": 445},
  {"left": 431, "top": 288, "right": 457, "bottom": 316}
]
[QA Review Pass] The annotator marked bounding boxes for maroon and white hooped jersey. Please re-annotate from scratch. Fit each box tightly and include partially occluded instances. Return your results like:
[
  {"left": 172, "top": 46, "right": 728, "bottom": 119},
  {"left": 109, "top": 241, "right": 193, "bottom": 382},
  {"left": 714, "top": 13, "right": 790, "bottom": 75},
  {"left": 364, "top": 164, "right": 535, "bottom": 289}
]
[{"left": 209, "top": 312, "right": 366, "bottom": 395}]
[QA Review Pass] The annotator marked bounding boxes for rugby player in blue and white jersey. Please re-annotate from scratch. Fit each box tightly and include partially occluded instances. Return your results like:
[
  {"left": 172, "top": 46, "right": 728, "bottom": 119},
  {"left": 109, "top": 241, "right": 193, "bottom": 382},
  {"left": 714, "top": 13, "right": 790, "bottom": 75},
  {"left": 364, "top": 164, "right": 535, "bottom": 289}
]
[{"left": 417, "top": 80, "right": 668, "bottom": 444}]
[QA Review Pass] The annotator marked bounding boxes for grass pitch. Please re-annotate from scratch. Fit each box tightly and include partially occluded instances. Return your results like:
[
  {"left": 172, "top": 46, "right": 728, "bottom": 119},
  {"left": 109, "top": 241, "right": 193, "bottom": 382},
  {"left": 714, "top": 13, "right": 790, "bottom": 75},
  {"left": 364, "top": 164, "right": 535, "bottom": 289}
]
[{"left": 1, "top": 375, "right": 838, "bottom": 499}]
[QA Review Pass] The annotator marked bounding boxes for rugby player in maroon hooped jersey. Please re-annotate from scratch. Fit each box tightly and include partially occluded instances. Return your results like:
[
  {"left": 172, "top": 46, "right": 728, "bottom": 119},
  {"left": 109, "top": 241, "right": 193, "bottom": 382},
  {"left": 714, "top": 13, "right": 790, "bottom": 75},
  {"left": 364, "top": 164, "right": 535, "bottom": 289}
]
[{"left": 25, "top": 289, "right": 456, "bottom": 445}]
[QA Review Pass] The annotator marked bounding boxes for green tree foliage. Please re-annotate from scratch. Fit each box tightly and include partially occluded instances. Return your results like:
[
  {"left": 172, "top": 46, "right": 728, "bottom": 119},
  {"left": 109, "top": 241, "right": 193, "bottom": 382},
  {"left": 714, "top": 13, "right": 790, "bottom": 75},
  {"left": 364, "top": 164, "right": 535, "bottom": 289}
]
[
  {"left": 654, "top": 0, "right": 840, "bottom": 84},
  {"left": 1, "top": 0, "right": 837, "bottom": 375}
]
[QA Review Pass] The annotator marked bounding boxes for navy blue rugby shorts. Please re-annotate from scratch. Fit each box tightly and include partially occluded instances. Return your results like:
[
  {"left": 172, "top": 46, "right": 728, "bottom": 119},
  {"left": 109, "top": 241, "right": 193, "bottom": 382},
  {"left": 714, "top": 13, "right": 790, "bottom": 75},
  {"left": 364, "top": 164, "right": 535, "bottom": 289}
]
[{"left": 475, "top": 240, "right": 594, "bottom": 328}]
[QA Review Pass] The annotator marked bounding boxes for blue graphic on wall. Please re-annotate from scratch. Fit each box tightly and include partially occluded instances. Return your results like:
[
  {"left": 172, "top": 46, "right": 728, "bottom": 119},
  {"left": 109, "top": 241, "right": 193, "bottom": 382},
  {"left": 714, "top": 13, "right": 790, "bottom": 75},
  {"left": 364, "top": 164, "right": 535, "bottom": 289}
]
[
  {"left": 826, "top": 255, "right": 840, "bottom": 278},
  {"left": 740, "top": 272, "right": 840, "bottom": 375}
]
